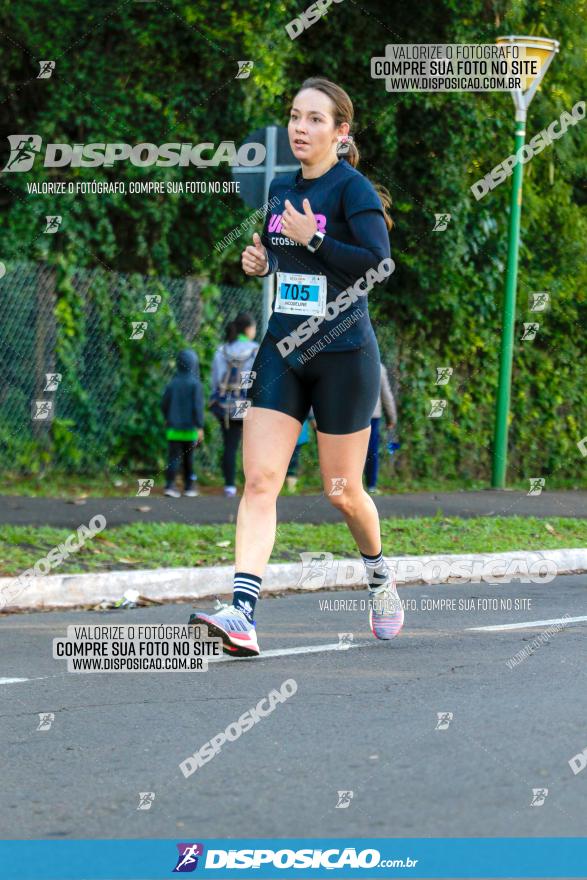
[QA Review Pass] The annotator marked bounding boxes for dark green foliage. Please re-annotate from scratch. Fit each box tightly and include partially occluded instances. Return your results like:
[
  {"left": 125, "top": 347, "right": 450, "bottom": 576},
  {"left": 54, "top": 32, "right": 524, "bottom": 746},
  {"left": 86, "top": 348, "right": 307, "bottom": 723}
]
[{"left": 0, "top": 0, "right": 585, "bottom": 482}]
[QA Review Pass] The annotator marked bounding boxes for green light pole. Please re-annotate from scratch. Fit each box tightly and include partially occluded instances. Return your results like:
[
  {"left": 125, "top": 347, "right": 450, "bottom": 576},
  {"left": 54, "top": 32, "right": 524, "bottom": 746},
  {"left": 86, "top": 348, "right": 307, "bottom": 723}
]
[{"left": 491, "top": 35, "right": 559, "bottom": 488}]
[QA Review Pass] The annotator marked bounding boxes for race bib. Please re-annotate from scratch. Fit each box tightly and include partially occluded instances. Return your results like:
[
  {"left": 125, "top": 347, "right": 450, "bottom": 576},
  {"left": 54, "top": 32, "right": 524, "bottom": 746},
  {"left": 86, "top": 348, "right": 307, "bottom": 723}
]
[{"left": 274, "top": 272, "right": 327, "bottom": 317}]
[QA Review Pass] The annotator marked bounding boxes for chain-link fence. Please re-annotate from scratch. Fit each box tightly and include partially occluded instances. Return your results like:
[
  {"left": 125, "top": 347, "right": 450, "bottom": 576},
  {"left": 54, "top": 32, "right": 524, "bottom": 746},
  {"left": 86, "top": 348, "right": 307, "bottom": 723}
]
[
  {"left": 0, "top": 261, "right": 265, "bottom": 479},
  {"left": 0, "top": 260, "right": 401, "bottom": 486}
]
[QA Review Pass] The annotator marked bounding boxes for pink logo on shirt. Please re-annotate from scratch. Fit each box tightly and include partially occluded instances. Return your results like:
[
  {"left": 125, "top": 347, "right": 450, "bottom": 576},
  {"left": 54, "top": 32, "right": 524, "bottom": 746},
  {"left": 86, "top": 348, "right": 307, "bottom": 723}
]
[{"left": 268, "top": 213, "right": 327, "bottom": 234}]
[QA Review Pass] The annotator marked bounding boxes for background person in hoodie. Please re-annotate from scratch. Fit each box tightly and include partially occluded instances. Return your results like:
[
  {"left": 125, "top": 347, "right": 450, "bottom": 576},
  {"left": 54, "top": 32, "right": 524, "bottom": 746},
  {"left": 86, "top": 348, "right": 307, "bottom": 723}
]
[
  {"left": 210, "top": 312, "right": 259, "bottom": 497},
  {"left": 162, "top": 349, "right": 204, "bottom": 498}
]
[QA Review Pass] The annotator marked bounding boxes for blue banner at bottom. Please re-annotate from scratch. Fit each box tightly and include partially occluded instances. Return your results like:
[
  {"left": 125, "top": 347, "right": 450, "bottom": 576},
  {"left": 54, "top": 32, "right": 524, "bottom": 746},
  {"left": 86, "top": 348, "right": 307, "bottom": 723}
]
[{"left": 1, "top": 838, "right": 586, "bottom": 880}]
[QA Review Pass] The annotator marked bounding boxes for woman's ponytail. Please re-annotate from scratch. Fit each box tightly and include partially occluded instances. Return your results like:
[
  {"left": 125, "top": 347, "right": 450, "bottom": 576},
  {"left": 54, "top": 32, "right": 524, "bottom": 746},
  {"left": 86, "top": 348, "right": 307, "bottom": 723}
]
[{"left": 373, "top": 184, "right": 393, "bottom": 231}]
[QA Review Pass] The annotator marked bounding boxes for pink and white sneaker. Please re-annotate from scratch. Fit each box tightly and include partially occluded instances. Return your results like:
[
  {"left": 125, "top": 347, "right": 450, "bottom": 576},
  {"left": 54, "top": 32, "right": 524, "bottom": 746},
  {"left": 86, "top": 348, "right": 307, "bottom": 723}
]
[
  {"left": 189, "top": 603, "right": 260, "bottom": 657},
  {"left": 368, "top": 579, "right": 404, "bottom": 640}
]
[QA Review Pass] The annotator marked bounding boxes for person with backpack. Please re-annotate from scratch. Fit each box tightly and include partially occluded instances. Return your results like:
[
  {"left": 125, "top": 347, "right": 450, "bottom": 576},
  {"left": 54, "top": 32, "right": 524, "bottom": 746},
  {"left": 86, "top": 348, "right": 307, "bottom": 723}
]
[
  {"left": 162, "top": 349, "right": 204, "bottom": 498},
  {"left": 210, "top": 312, "right": 259, "bottom": 497}
]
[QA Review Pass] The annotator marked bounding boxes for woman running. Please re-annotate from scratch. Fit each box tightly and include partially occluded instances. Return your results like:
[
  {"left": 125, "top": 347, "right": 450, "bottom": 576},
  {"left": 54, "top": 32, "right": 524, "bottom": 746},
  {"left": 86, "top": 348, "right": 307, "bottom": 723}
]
[{"left": 191, "top": 77, "right": 403, "bottom": 656}]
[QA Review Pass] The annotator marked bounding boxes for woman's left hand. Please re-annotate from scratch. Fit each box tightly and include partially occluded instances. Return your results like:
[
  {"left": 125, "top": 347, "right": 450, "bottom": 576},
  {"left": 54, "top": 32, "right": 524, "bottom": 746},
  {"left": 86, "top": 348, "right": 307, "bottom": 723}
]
[{"left": 281, "top": 198, "right": 317, "bottom": 245}]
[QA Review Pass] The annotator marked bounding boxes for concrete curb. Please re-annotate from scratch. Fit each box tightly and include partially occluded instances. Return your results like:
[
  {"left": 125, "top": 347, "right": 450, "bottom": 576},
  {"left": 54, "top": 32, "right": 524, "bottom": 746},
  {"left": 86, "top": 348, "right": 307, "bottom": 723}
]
[{"left": 1, "top": 547, "right": 586, "bottom": 612}]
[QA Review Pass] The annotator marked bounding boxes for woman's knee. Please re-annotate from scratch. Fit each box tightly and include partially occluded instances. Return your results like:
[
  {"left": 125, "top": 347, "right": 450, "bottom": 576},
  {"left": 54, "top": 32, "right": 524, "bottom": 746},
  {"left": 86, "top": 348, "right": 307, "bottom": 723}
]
[
  {"left": 244, "top": 466, "right": 283, "bottom": 500},
  {"left": 324, "top": 482, "right": 364, "bottom": 514}
]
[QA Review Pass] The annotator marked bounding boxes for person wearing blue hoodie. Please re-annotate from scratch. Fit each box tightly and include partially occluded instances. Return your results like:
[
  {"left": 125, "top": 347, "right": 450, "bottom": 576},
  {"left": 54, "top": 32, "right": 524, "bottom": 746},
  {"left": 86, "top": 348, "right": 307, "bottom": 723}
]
[{"left": 162, "top": 349, "right": 204, "bottom": 498}]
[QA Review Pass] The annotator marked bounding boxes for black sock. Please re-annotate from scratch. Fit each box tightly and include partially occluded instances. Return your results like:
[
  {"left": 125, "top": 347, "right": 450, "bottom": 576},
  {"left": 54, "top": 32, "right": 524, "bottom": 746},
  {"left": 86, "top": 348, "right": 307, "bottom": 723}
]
[
  {"left": 232, "top": 572, "right": 261, "bottom": 622},
  {"left": 361, "top": 549, "right": 389, "bottom": 587}
]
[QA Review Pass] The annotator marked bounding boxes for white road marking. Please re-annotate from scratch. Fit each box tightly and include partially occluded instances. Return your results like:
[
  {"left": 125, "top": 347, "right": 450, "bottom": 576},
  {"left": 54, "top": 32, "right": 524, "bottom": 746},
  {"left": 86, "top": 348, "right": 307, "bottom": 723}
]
[
  {"left": 1, "top": 617, "right": 585, "bottom": 681},
  {"left": 0, "top": 644, "right": 370, "bottom": 681},
  {"left": 467, "top": 615, "right": 587, "bottom": 632},
  {"left": 210, "top": 641, "right": 369, "bottom": 662}
]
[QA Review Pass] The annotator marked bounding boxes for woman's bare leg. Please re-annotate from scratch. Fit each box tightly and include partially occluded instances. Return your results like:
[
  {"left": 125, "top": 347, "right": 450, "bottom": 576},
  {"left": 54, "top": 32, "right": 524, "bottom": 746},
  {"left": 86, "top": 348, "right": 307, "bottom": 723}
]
[
  {"left": 316, "top": 426, "right": 381, "bottom": 554},
  {"left": 316, "top": 426, "right": 404, "bottom": 638},
  {"left": 235, "top": 407, "right": 301, "bottom": 575}
]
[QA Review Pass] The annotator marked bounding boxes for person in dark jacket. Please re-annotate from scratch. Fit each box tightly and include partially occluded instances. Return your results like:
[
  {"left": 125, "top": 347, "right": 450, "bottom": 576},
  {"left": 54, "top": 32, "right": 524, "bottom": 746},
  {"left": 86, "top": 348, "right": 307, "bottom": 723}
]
[{"left": 162, "top": 349, "right": 204, "bottom": 498}]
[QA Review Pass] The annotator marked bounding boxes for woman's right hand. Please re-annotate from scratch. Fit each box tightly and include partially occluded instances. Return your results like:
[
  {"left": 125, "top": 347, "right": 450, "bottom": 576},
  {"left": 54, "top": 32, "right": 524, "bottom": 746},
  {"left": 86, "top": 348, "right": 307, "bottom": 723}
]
[{"left": 241, "top": 233, "right": 269, "bottom": 276}]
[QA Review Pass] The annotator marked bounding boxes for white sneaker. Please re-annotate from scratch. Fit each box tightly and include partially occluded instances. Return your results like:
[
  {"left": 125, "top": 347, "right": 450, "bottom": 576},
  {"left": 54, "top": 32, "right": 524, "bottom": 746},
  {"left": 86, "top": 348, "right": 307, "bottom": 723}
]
[
  {"left": 164, "top": 487, "right": 181, "bottom": 498},
  {"left": 368, "top": 579, "right": 404, "bottom": 640},
  {"left": 224, "top": 486, "right": 237, "bottom": 497},
  {"left": 190, "top": 603, "right": 260, "bottom": 657},
  {"left": 184, "top": 488, "right": 199, "bottom": 497}
]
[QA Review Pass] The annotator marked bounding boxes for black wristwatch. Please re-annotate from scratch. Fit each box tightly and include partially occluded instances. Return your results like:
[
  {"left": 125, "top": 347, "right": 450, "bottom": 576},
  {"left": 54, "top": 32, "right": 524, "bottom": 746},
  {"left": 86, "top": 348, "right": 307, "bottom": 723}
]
[{"left": 306, "top": 231, "right": 324, "bottom": 253}]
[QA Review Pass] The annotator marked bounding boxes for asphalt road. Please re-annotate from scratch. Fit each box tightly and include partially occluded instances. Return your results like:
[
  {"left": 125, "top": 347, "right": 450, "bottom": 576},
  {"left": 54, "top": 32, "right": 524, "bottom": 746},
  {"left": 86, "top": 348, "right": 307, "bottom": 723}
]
[
  {"left": 1, "top": 489, "right": 586, "bottom": 527},
  {"left": 1, "top": 574, "right": 586, "bottom": 841}
]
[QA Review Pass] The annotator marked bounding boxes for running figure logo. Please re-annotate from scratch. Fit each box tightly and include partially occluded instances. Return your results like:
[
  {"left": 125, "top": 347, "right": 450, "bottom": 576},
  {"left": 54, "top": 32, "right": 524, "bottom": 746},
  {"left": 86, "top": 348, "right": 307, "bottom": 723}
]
[
  {"left": 237, "top": 599, "right": 254, "bottom": 618},
  {"left": 530, "top": 788, "right": 548, "bottom": 806},
  {"left": 428, "top": 399, "right": 447, "bottom": 418},
  {"left": 433, "top": 213, "right": 451, "bottom": 231},
  {"left": 44, "top": 373, "right": 62, "bottom": 392},
  {"left": 32, "top": 400, "right": 53, "bottom": 420},
  {"left": 336, "top": 135, "right": 354, "bottom": 156},
  {"left": 240, "top": 370, "right": 256, "bottom": 390},
  {"left": 136, "top": 792, "right": 155, "bottom": 810},
  {"left": 521, "top": 322, "right": 539, "bottom": 341},
  {"left": 37, "top": 712, "right": 55, "bottom": 731},
  {"left": 2, "top": 135, "right": 42, "bottom": 172},
  {"left": 231, "top": 399, "right": 251, "bottom": 419},
  {"left": 235, "top": 61, "right": 254, "bottom": 79},
  {"left": 298, "top": 552, "right": 333, "bottom": 588},
  {"left": 136, "top": 479, "right": 154, "bottom": 497},
  {"left": 129, "top": 321, "right": 148, "bottom": 340},
  {"left": 435, "top": 712, "right": 453, "bottom": 730},
  {"left": 37, "top": 60, "right": 56, "bottom": 79},
  {"left": 435, "top": 367, "right": 453, "bottom": 385},
  {"left": 335, "top": 790, "right": 354, "bottom": 809},
  {"left": 337, "top": 632, "right": 354, "bottom": 650},
  {"left": 143, "top": 294, "right": 161, "bottom": 313},
  {"left": 173, "top": 843, "right": 204, "bottom": 872},
  {"left": 44, "top": 216, "right": 62, "bottom": 234},
  {"left": 530, "top": 292, "right": 550, "bottom": 312},
  {"left": 329, "top": 477, "right": 347, "bottom": 496},
  {"left": 527, "top": 477, "right": 545, "bottom": 497}
]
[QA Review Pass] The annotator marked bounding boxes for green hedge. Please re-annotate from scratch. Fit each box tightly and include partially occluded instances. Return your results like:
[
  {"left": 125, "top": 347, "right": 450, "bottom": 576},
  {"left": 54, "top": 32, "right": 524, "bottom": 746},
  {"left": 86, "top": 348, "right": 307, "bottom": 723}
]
[{"left": 0, "top": 0, "right": 585, "bottom": 484}]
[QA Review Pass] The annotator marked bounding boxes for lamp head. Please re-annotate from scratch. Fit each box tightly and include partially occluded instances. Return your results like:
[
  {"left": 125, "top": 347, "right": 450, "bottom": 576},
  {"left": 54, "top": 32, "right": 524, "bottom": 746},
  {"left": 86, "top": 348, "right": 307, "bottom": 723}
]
[{"left": 496, "top": 35, "right": 560, "bottom": 108}]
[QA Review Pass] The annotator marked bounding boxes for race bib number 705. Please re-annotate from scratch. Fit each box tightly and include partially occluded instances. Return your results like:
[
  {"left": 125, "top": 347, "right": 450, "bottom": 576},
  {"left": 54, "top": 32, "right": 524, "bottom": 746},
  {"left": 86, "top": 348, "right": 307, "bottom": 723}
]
[{"left": 274, "top": 272, "right": 327, "bottom": 317}]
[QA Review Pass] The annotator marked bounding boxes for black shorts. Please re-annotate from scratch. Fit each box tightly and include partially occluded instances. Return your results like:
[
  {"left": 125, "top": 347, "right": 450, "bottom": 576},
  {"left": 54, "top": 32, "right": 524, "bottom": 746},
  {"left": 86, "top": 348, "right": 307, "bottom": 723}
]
[{"left": 248, "top": 331, "right": 381, "bottom": 434}]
